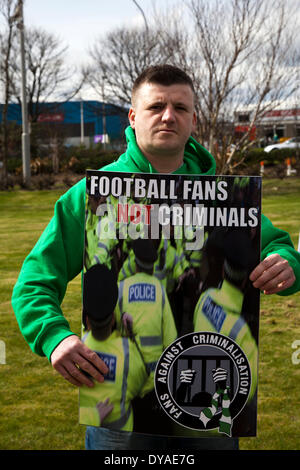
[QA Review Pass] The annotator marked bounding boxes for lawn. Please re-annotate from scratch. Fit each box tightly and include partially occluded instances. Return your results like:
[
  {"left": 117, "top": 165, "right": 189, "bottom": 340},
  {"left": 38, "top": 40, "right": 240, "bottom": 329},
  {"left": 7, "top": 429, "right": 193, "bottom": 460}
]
[{"left": 0, "top": 178, "right": 299, "bottom": 450}]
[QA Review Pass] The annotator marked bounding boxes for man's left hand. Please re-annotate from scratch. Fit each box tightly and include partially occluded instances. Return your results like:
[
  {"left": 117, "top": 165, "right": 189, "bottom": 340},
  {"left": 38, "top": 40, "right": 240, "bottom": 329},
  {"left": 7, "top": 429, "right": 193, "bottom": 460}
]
[
  {"left": 96, "top": 398, "right": 114, "bottom": 423},
  {"left": 249, "top": 253, "right": 295, "bottom": 294}
]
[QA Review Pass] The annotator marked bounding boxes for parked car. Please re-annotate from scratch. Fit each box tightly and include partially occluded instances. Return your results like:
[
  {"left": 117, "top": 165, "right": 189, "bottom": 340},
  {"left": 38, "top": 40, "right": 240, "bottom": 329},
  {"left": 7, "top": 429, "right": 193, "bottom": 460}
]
[{"left": 264, "top": 136, "right": 300, "bottom": 153}]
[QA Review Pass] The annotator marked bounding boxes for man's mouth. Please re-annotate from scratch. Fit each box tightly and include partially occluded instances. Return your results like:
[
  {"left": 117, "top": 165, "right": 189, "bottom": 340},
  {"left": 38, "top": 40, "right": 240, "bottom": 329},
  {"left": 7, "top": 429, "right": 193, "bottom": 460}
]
[{"left": 157, "top": 129, "right": 176, "bottom": 134}]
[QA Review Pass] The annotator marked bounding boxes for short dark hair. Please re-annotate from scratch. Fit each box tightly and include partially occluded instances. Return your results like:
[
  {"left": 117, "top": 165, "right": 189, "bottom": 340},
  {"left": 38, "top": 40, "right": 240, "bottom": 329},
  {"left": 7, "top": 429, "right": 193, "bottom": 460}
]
[
  {"left": 132, "top": 238, "right": 157, "bottom": 275},
  {"left": 132, "top": 64, "right": 195, "bottom": 103},
  {"left": 83, "top": 264, "right": 118, "bottom": 329},
  {"left": 88, "top": 316, "right": 112, "bottom": 342}
]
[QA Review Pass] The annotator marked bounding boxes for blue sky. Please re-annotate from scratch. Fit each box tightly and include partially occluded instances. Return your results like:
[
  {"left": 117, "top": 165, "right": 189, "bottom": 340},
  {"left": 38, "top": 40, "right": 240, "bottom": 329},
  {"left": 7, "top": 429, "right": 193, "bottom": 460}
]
[
  {"left": 22, "top": 0, "right": 182, "bottom": 99},
  {"left": 24, "top": 0, "right": 180, "bottom": 64}
]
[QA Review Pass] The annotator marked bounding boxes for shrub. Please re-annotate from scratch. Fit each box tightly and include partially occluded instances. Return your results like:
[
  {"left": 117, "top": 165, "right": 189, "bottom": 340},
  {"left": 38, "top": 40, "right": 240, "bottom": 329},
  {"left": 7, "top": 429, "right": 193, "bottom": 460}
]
[
  {"left": 244, "top": 148, "right": 266, "bottom": 165},
  {"left": 64, "top": 147, "right": 119, "bottom": 174},
  {"left": 7, "top": 157, "right": 22, "bottom": 174},
  {"left": 263, "top": 148, "right": 299, "bottom": 166},
  {"left": 31, "top": 174, "right": 56, "bottom": 189},
  {"left": 232, "top": 147, "right": 299, "bottom": 168},
  {"left": 7, "top": 146, "right": 120, "bottom": 177}
]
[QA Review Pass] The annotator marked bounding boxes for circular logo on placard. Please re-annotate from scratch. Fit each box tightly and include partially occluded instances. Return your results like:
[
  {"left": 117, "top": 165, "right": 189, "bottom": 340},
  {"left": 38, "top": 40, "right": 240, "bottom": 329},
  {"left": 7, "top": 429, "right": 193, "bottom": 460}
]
[{"left": 154, "top": 332, "right": 251, "bottom": 436}]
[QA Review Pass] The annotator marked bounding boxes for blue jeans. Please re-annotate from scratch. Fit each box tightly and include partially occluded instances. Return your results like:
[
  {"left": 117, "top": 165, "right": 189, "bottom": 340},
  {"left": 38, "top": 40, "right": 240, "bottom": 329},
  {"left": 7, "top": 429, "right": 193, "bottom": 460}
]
[{"left": 85, "top": 427, "right": 239, "bottom": 451}]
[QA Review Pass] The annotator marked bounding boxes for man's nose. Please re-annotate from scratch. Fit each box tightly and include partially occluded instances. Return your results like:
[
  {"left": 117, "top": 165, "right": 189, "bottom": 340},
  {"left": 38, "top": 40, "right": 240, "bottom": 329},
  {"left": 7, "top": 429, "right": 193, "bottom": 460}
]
[{"left": 161, "top": 105, "right": 176, "bottom": 122}]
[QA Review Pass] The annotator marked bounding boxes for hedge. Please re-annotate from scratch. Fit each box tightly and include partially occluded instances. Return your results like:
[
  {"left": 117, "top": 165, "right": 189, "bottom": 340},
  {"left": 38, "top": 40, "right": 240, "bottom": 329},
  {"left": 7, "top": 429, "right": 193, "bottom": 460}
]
[{"left": 233, "top": 148, "right": 299, "bottom": 166}]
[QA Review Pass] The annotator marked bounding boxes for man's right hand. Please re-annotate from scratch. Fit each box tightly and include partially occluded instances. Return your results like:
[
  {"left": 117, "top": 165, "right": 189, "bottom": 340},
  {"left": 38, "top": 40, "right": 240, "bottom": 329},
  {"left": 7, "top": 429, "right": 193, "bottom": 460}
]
[
  {"left": 50, "top": 335, "right": 109, "bottom": 388},
  {"left": 179, "top": 369, "right": 196, "bottom": 384}
]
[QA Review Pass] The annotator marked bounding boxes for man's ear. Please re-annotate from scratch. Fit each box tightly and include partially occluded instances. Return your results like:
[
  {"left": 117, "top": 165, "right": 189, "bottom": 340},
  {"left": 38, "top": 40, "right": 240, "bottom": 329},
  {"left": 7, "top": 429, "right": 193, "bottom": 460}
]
[{"left": 128, "top": 107, "right": 136, "bottom": 129}]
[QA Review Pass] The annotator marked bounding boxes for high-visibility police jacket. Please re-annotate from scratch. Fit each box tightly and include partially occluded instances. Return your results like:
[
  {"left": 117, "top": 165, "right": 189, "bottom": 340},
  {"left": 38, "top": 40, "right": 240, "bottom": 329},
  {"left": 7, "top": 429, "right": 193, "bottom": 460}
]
[
  {"left": 79, "top": 329, "right": 147, "bottom": 431},
  {"left": 84, "top": 204, "right": 99, "bottom": 271},
  {"left": 173, "top": 225, "right": 206, "bottom": 271},
  {"left": 115, "top": 272, "right": 178, "bottom": 395},
  {"left": 84, "top": 196, "right": 118, "bottom": 271},
  {"left": 93, "top": 216, "right": 119, "bottom": 270},
  {"left": 193, "top": 279, "right": 258, "bottom": 401}
]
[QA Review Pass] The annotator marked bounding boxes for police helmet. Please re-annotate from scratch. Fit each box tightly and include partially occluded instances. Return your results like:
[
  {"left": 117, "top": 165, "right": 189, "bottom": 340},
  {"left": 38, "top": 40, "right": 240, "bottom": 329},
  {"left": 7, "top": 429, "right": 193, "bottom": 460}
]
[
  {"left": 223, "top": 230, "right": 253, "bottom": 282},
  {"left": 132, "top": 238, "right": 158, "bottom": 270},
  {"left": 83, "top": 264, "right": 118, "bottom": 328}
]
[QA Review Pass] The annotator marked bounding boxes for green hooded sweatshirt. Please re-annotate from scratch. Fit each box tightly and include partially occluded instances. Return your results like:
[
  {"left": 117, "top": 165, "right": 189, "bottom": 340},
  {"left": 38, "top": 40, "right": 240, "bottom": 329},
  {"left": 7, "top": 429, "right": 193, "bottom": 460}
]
[{"left": 11, "top": 126, "right": 300, "bottom": 361}]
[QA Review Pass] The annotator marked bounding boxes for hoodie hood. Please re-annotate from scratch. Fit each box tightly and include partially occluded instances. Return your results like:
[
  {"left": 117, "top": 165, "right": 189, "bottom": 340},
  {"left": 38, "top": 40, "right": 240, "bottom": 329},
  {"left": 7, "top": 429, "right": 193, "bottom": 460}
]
[{"left": 102, "top": 126, "right": 216, "bottom": 176}]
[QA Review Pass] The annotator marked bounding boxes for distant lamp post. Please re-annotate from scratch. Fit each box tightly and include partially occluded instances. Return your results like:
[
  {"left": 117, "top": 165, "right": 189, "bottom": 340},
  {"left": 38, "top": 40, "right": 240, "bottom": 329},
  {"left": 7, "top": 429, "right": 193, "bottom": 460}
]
[
  {"left": 132, "top": 0, "right": 149, "bottom": 35},
  {"left": 102, "top": 75, "right": 107, "bottom": 150},
  {"left": 80, "top": 99, "right": 84, "bottom": 145},
  {"left": 10, "top": 0, "right": 31, "bottom": 186}
]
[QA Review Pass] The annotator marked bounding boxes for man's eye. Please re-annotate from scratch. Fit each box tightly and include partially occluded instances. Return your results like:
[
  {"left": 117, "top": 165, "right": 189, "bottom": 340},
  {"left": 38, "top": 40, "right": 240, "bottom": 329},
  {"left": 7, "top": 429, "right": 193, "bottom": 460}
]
[{"left": 150, "top": 105, "right": 162, "bottom": 110}]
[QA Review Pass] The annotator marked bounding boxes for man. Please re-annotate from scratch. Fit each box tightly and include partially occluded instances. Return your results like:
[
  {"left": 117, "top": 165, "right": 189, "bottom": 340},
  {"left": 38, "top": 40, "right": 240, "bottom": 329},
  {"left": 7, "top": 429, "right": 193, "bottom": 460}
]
[{"left": 12, "top": 65, "right": 300, "bottom": 450}]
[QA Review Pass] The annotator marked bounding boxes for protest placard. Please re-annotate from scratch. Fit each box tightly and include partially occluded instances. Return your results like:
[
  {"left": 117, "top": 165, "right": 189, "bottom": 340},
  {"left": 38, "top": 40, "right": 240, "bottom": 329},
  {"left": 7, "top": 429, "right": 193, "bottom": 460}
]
[{"left": 79, "top": 171, "right": 261, "bottom": 438}]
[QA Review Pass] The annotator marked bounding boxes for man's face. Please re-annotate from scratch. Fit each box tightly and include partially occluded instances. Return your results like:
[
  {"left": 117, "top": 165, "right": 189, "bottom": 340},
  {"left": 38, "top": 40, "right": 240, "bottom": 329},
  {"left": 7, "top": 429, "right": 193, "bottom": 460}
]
[{"left": 128, "top": 82, "right": 197, "bottom": 159}]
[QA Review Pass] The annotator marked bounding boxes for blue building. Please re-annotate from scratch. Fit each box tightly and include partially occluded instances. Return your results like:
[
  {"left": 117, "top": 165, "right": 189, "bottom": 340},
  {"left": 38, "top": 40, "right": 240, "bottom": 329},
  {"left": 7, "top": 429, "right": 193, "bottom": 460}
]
[{"left": 0, "top": 100, "right": 129, "bottom": 146}]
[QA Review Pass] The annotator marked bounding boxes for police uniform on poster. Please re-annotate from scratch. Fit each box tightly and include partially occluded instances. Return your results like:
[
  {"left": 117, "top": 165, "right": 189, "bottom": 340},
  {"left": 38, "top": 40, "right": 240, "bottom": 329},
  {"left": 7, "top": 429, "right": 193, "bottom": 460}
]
[
  {"left": 79, "top": 264, "right": 148, "bottom": 431},
  {"left": 193, "top": 230, "right": 258, "bottom": 401},
  {"left": 115, "top": 239, "right": 177, "bottom": 397}
]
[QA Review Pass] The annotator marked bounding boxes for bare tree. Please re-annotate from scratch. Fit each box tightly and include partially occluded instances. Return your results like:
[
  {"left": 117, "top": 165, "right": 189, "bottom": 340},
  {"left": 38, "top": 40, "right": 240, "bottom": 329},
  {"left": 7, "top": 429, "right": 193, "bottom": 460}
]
[
  {"left": 186, "top": 0, "right": 300, "bottom": 172},
  {"left": 1, "top": 7, "right": 84, "bottom": 177},
  {"left": 86, "top": 0, "right": 300, "bottom": 173},
  {"left": 85, "top": 25, "right": 177, "bottom": 107},
  {"left": 9, "top": 26, "right": 82, "bottom": 122},
  {"left": 7, "top": 25, "right": 84, "bottom": 163},
  {"left": 0, "top": 0, "right": 18, "bottom": 186}
]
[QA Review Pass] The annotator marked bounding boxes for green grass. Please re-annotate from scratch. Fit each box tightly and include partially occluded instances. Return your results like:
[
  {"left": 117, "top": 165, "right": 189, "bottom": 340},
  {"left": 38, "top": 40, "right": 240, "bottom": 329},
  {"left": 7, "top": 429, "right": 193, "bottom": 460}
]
[
  {"left": 241, "top": 178, "right": 300, "bottom": 450},
  {"left": 0, "top": 188, "right": 85, "bottom": 450},
  {"left": 0, "top": 178, "right": 300, "bottom": 450}
]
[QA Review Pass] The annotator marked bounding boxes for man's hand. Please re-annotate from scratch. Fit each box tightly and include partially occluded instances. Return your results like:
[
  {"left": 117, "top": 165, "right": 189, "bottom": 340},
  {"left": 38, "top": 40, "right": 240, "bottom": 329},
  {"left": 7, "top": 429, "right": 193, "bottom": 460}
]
[
  {"left": 212, "top": 367, "right": 228, "bottom": 384},
  {"left": 179, "top": 369, "right": 196, "bottom": 384},
  {"left": 96, "top": 398, "right": 114, "bottom": 423},
  {"left": 176, "top": 269, "right": 196, "bottom": 292},
  {"left": 122, "top": 312, "right": 133, "bottom": 335},
  {"left": 249, "top": 253, "right": 295, "bottom": 295},
  {"left": 50, "top": 335, "right": 109, "bottom": 388}
]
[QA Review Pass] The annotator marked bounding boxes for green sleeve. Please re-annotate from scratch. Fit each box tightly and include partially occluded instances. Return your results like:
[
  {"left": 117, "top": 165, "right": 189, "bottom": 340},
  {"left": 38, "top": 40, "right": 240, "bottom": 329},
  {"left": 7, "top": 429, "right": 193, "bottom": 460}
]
[
  {"left": 11, "top": 179, "right": 86, "bottom": 361},
  {"left": 261, "top": 214, "right": 300, "bottom": 296}
]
